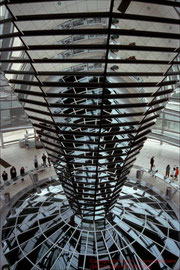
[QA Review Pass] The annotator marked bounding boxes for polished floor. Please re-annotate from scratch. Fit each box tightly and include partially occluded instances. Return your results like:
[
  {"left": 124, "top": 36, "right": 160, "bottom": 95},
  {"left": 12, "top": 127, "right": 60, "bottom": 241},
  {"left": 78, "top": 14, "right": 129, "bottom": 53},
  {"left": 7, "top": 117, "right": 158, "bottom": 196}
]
[
  {"left": 135, "top": 139, "right": 179, "bottom": 176},
  {"left": 0, "top": 138, "right": 179, "bottom": 186},
  {"left": 0, "top": 143, "right": 56, "bottom": 206},
  {"left": 1, "top": 138, "right": 179, "bottom": 174},
  {"left": 0, "top": 138, "right": 179, "bottom": 205}
]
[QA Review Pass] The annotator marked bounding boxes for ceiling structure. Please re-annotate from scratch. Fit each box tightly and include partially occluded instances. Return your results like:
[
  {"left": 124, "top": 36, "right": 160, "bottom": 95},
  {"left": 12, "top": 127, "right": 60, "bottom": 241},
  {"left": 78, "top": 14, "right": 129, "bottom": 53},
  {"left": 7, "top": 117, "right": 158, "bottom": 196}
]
[{"left": 0, "top": 0, "right": 180, "bottom": 269}]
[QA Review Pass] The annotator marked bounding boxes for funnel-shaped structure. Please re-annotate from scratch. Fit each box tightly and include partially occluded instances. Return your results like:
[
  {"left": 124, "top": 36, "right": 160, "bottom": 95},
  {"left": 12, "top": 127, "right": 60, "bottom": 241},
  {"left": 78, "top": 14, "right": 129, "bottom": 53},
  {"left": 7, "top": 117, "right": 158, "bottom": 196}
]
[{"left": 1, "top": 1, "right": 180, "bottom": 269}]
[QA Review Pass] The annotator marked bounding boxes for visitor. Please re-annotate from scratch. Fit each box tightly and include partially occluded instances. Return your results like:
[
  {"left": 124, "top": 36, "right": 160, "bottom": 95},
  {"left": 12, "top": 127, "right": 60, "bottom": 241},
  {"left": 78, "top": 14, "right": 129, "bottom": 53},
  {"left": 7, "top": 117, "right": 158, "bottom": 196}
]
[
  {"left": 42, "top": 153, "right": 47, "bottom": 167},
  {"left": 165, "top": 165, "right": 170, "bottom": 178},
  {"left": 2, "top": 171, "right": 8, "bottom": 183},
  {"left": 150, "top": 156, "right": 154, "bottom": 171},
  {"left": 174, "top": 167, "right": 179, "bottom": 181},
  {"left": 170, "top": 167, "right": 176, "bottom": 182},
  {"left": 20, "top": 167, "right": 25, "bottom": 181},
  {"left": 47, "top": 156, "right": 51, "bottom": 166},
  {"left": 34, "top": 155, "right": 38, "bottom": 169},
  {"left": 10, "top": 166, "right": 17, "bottom": 180}
]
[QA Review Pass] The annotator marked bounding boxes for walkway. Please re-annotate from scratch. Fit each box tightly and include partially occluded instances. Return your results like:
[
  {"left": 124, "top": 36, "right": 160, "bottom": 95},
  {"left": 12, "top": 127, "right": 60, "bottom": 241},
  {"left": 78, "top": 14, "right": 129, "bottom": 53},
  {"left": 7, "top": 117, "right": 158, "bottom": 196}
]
[{"left": 0, "top": 138, "right": 179, "bottom": 208}]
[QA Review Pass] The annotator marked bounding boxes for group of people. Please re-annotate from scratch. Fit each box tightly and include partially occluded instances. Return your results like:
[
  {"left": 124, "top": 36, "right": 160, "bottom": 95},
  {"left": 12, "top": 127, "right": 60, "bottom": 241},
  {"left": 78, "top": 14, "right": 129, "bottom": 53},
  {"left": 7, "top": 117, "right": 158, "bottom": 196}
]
[
  {"left": 165, "top": 165, "right": 179, "bottom": 181},
  {"left": 1, "top": 153, "right": 52, "bottom": 185},
  {"left": 150, "top": 156, "right": 179, "bottom": 181},
  {"left": 2, "top": 166, "right": 25, "bottom": 184},
  {"left": 34, "top": 153, "right": 51, "bottom": 169}
]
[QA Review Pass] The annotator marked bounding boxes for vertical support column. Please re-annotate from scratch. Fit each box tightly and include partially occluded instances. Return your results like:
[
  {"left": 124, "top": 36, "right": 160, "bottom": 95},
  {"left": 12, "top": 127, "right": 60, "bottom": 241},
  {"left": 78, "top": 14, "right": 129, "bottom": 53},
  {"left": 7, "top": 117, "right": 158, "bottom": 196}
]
[
  {"left": 0, "top": 132, "right": 4, "bottom": 148},
  {"left": 160, "top": 110, "right": 165, "bottom": 145},
  {"left": 136, "top": 169, "right": 144, "bottom": 183},
  {"left": 32, "top": 173, "right": 38, "bottom": 185},
  {"left": 4, "top": 192, "right": 10, "bottom": 205}
]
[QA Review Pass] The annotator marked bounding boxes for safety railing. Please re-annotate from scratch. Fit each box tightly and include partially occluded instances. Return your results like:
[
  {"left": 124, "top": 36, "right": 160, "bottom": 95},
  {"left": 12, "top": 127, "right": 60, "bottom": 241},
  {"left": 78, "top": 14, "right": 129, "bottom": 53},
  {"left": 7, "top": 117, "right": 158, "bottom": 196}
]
[
  {"left": 131, "top": 165, "right": 179, "bottom": 202},
  {"left": 0, "top": 165, "right": 52, "bottom": 195}
]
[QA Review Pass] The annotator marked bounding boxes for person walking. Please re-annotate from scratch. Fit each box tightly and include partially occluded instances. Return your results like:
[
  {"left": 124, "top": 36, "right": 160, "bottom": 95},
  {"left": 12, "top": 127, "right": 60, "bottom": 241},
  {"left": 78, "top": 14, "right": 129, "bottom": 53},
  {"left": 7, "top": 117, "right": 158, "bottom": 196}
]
[
  {"left": 150, "top": 156, "right": 154, "bottom": 171},
  {"left": 10, "top": 166, "right": 17, "bottom": 179},
  {"left": 174, "top": 167, "right": 179, "bottom": 181},
  {"left": 165, "top": 165, "right": 170, "bottom": 178},
  {"left": 2, "top": 171, "right": 8, "bottom": 183},
  {"left": 42, "top": 153, "right": 47, "bottom": 167},
  {"left": 34, "top": 155, "right": 38, "bottom": 169},
  {"left": 20, "top": 167, "right": 25, "bottom": 181}
]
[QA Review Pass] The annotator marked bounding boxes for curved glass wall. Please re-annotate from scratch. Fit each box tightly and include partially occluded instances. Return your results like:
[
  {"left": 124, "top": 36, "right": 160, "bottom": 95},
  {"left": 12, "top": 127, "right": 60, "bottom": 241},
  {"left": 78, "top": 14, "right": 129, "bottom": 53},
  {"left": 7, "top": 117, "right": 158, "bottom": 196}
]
[
  {"left": 153, "top": 109, "right": 179, "bottom": 135},
  {"left": 0, "top": 70, "right": 31, "bottom": 140},
  {"left": 150, "top": 54, "right": 180, "bottom": 146}
]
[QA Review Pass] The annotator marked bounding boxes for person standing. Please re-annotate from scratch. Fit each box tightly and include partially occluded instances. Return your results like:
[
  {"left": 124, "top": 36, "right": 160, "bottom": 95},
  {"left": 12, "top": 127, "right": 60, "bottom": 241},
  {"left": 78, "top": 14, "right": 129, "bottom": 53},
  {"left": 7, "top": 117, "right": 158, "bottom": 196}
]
[
  {"left": 34, "top": 155, "right": 38, "bottom": 169},
  {"left": 20, "top": 167, "right": 25, "bottom": 181},
  {"left": 150, "top": 156, "right": 154, "bottom": 171},
  {"left": 165, "top": 165, "right": 170, "bottom": 178},
  {"left": 2, "top": 171, "right": 8, "bottom": 183},
  {"left": 42, "top": 153, "right": 47, "bottom": 167},
  {"left": 170, "top": 167, "right": 176, "bottom": 182},
  {"left": 10, "top": 166, "right": 17, "bottom": 179},
  {"left": 47, "top": 156, "right": 51, "bottom": 166},
  {"left": 174, "top": 167, "right": 179, "bottom": 181}
]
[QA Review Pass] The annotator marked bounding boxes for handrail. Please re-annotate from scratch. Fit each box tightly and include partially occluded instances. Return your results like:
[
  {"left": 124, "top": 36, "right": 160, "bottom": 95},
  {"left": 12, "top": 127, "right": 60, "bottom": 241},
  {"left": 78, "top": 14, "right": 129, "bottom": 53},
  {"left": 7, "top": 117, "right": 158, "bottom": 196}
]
[
  {"left": 132, "top": 164, "right": 180, "bottom": 192},
  {"left": 0, "top": 165, "right": 52, "bottom": 194}
]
